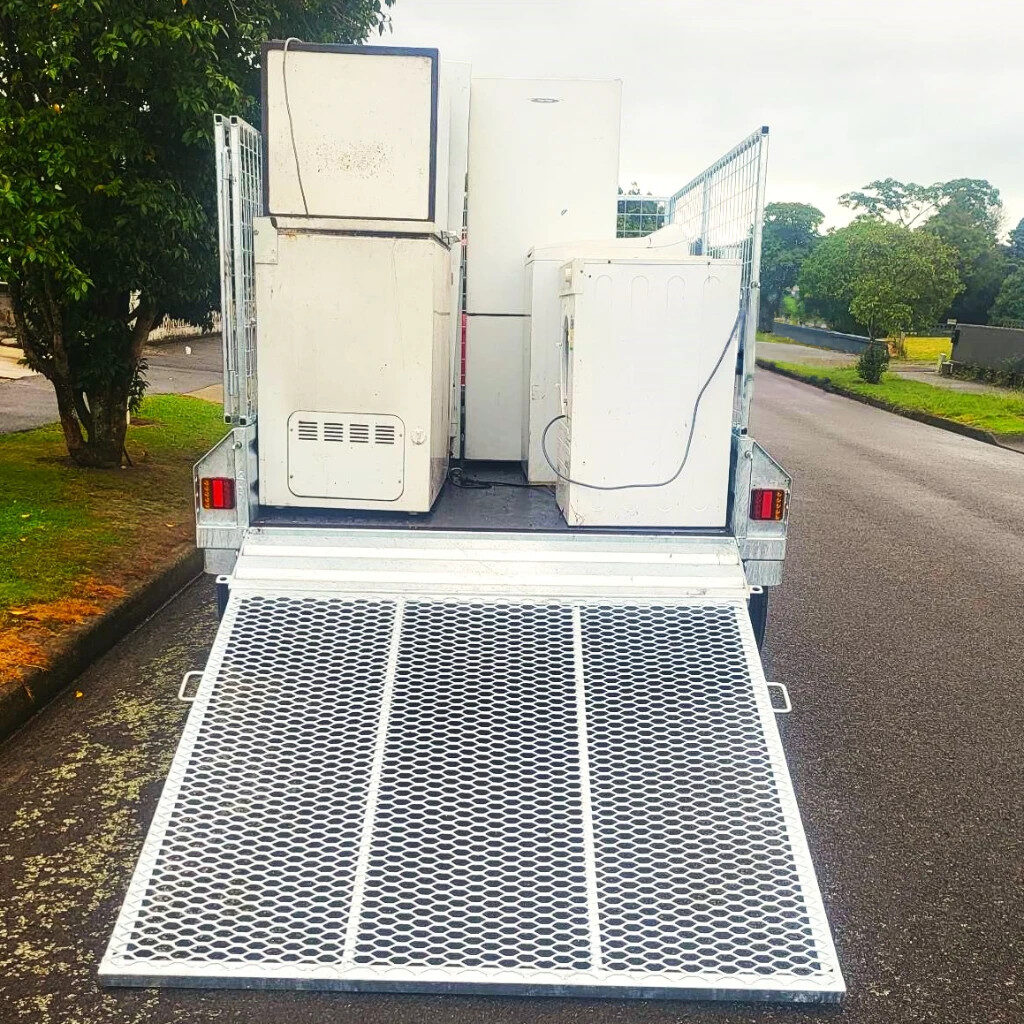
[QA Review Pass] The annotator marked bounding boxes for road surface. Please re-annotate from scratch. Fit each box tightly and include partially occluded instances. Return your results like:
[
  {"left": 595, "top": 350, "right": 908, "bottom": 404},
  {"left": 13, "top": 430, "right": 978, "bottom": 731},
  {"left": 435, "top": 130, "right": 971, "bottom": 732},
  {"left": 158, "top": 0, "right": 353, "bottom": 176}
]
[
  {"left": 1, "top": 369, "right": 1023, "bottom": 1024},
  {"left": 0, "top": 335, "right": 223, "bottom": 434}
]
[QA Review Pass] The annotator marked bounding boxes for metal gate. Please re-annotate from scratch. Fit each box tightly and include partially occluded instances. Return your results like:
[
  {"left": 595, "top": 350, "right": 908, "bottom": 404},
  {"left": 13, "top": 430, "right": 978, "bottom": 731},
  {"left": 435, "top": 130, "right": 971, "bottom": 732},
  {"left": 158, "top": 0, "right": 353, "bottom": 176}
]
[
  {"left": 214, "top": 114, "right": 263, "bottom": 426},
  {"left": 101, "top": 531, "right": 843, "bottom": 1002}
]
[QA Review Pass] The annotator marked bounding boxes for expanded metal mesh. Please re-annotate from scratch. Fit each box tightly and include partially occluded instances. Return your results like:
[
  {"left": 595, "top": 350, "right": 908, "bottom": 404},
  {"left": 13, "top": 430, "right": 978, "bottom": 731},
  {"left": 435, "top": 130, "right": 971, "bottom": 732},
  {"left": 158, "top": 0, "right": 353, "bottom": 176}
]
[
  {"left": 214, "top": 115, "right": 263, "bottom": 425},
  {"left": 102, "top": 592, "right": 842, "bottom": 1001},
  {"left": 582, "top": 604, "right": 819, "bottom": 977}
]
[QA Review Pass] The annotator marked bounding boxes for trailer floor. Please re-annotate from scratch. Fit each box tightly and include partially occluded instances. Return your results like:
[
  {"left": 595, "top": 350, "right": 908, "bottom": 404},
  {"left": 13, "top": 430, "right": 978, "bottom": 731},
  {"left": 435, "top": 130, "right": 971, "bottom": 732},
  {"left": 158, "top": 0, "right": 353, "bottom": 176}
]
[{"left": 254, "top": 462, "right": 728, "bottom": 537}]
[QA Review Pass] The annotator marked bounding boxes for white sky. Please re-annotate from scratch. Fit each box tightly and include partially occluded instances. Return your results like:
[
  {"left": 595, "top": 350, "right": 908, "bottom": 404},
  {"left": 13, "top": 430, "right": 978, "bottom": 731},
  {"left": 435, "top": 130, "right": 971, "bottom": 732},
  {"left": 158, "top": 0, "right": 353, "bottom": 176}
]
[{"left": 386, "top": 0, "right": 1024, "bottom": 237}]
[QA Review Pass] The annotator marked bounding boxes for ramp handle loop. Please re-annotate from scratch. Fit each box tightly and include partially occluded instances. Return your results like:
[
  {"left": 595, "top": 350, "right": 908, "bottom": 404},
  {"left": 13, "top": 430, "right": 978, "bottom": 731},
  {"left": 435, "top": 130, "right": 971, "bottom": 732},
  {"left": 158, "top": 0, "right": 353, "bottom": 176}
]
[
  {"left": 766, "top": 682, "right": 792, "bottom": 714},
  {"left": 178, "top": 671, "right": 204, "bottom": 703}
]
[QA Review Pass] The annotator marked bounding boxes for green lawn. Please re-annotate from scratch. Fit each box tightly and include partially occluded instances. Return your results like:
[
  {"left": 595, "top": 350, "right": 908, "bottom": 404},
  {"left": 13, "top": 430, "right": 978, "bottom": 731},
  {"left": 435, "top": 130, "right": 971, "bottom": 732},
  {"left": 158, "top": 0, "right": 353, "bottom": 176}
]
[
  {"left": 900, "top": 336, "right": 953, "bottom": 362},
  {"left": 764, "top": 362, "right": 1024, "bottom": 436},
  {"left": 1, "top": 395, "right": 227, "bottom": 680}
]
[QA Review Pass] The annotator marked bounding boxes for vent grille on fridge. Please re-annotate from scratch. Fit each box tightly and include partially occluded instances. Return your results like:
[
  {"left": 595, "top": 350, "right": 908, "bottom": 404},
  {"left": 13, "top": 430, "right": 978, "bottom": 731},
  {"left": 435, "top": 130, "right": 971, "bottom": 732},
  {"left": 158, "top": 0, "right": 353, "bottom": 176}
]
[{"left": 285, "top": 412, "right": 406, "bottom": 503}]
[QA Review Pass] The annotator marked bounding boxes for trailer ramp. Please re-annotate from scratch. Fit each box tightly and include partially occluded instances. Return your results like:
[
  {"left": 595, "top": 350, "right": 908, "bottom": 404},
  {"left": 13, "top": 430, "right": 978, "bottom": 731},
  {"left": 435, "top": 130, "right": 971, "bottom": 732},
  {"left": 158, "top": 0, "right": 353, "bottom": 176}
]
[{"left": 101, "top": 530, "right": 844, "bottom": 1002}]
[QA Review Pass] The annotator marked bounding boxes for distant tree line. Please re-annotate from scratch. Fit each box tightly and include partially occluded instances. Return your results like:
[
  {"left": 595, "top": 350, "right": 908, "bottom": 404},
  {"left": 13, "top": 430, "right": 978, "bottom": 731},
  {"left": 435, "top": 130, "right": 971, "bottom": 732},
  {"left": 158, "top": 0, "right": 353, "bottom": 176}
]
[{"left": 759, "top": 178, "right": 1024, "bottom": 345}]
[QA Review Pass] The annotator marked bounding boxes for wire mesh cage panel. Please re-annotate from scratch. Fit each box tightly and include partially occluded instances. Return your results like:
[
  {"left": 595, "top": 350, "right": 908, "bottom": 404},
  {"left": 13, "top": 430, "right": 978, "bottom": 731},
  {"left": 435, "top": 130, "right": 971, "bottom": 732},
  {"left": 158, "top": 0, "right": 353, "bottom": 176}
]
[
  {"left": 215, "top": 115, "right": 263, "bottom": 425},
  {"left": 616, "top": 195, "right": 669, "bottom": 238},
  {"left": 614, "top": 128, "right": 769, "bottom": 428},
  {"left": 668, "top": 127, "right": 768, "bottom": 428}
]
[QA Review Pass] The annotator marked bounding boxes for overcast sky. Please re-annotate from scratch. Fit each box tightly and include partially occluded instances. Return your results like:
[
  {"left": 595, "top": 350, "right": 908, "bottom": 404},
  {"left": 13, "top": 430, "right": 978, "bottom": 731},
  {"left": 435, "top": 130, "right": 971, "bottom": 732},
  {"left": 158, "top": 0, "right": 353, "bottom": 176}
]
[{"left": 387, "top": 0, "right": 1024, "bottom": 236}]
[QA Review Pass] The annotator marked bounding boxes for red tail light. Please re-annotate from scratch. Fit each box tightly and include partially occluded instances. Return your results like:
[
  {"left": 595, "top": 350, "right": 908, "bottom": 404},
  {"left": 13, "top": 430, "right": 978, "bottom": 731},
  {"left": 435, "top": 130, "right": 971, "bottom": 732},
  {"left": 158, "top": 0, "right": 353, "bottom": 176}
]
[
  {"left": 200, "top": 477, "right": 236, "bottom": 510},
  {"left": 750, "top": 488, "right": 786, "bottom": 522}
]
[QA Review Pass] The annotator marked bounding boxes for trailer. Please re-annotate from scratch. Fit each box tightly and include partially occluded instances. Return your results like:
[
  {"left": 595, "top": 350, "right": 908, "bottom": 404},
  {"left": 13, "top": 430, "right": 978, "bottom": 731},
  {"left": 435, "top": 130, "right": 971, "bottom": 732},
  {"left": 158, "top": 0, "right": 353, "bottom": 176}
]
[{"left": 100, "top": 42, "right": 844, "bottom": 1004}]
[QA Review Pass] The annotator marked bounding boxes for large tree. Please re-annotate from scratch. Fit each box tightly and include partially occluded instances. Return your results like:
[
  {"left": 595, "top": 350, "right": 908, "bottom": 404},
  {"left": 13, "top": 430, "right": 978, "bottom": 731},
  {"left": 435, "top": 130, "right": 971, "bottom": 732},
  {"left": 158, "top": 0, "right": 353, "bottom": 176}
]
[
  {"left": 798, "top": 219, "right": 962, "bottom": 348},
  {"left": 923, "top": 200, "right": 1008, "bottom": 325},
  {"left": 0, "top": 0, "right": 394, "bottom": 467},
  {"left": 757, "top": 201, "right": 824, "bottom": 331},
  {"left": 989, "top": 268, "right": 1024, "bottom": 328},
  {"left": 839, "top": 177, "right": 1001, "bottom": 232}
]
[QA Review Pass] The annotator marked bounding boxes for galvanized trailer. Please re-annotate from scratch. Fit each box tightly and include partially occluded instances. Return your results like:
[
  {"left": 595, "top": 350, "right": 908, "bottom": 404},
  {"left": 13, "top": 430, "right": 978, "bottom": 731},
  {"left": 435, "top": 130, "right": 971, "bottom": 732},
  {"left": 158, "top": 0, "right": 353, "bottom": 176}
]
[{"left": 101, "top": 46, "right": 844, "bottom": 1004}]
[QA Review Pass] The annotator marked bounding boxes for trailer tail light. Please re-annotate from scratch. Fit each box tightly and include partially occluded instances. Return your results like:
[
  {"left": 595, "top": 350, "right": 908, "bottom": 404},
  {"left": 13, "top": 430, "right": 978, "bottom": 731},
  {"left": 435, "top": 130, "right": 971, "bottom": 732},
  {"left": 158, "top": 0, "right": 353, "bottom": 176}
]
[
  {"left": 750, "top": 488, "right": 786, "bottom": 522},
  {"left": 201, "top": 477, "right": 236, "bottom": 510}
]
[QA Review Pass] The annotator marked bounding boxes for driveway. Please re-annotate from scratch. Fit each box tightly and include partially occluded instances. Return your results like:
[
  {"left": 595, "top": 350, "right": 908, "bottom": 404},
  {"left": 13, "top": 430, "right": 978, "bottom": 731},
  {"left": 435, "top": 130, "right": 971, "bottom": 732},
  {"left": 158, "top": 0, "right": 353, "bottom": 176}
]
[
  {"left": 1, "top": 370, "right": 1023, "bottom": 1023},
  {"left": 0, "top": 335, "right": 224, "bottom": 434}
]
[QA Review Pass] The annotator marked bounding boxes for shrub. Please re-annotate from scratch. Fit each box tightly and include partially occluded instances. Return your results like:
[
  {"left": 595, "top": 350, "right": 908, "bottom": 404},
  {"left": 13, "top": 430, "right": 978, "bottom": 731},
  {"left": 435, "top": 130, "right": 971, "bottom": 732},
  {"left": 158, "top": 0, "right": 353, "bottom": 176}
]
[{"left": 857, "top": 341, "right": 890, "bottom": 383}]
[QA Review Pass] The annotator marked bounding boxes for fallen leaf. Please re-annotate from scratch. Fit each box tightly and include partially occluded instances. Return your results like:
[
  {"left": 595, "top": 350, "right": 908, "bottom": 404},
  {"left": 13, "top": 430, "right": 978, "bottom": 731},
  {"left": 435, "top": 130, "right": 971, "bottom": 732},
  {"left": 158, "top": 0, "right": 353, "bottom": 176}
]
[
  {"left": 75, "top": 691, "right": 83, "bottom": 699},
  {"left": 7, "top": 599, "right": 104, "bottom": 625},
  {"left": 79, "top": 580, "right": 127, "bottom": 601},
  {"left": 0, "top": 632, "right": 48, "bottom": 684}
]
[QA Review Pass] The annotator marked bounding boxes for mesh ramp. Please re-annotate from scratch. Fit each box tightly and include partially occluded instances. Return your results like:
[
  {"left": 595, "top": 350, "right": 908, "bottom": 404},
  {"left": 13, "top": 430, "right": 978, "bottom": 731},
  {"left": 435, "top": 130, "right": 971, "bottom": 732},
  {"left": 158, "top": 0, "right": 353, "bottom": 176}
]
[{"left": 101, "top": 532, "right": 843, "bottom": 1002}]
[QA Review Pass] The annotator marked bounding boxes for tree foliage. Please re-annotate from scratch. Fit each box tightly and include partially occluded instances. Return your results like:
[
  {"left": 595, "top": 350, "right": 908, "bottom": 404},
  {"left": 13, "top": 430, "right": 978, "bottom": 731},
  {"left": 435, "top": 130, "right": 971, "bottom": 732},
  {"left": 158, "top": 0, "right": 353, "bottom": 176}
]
[
  {"left": 757, "top": 201, "right": 824, "bottom": 331},
  {"left": 798, "top": 220, "right": 963, "bottom": 343},
  {"left": 1009, "top": 217, "right": 1024, "bottom": 261},
  {"left": 989, "top": 268, "right": 1024, "bottom": 329},
  {"left": 856, "top": 341, "right": 889, "bottom": 384},
  {"left": 839, "top": 177, "right": 1002, "bottom": 233},
  {"left": 923, "top": 201, "right": 1008, "bottom": 325},
  {"left": 0, "top": 0, "right": 394, "bottom": 467}
]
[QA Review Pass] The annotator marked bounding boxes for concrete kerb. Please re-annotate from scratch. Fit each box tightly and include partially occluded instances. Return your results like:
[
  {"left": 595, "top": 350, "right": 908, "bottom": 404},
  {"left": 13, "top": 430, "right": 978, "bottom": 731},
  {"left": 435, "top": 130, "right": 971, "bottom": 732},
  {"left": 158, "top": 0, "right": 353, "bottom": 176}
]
[{"left": 0, "top": 548, "right": 204, "bottom": 745}]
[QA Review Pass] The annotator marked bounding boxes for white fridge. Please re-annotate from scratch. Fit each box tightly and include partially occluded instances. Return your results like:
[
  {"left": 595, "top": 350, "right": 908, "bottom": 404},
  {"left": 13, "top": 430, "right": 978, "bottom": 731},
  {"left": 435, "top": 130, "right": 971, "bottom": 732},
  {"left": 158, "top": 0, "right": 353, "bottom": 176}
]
[{"left": 463, "top": 77, "right": 622, "bottom": 461}]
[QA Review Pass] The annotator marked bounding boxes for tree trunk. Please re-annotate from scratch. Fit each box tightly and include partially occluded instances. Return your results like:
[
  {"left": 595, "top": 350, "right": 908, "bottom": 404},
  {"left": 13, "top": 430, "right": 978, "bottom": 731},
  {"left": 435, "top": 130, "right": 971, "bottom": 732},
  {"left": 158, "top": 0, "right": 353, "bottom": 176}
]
[
  {"left": 81, "top": 389, "right": 131, "bottom": 468},
  {"left": 46, "top": 361, "right": 131, "bottom": 468},
  {"left": 11, "top": 278, "right": 157, "bottom": 468}
]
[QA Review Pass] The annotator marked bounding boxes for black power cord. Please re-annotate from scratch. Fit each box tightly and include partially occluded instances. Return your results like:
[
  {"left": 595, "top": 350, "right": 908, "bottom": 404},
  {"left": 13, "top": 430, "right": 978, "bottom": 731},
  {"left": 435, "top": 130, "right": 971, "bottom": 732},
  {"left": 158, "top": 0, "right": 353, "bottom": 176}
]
[{"left": 447, "top": 465, "right": 550, "bottom": 492}]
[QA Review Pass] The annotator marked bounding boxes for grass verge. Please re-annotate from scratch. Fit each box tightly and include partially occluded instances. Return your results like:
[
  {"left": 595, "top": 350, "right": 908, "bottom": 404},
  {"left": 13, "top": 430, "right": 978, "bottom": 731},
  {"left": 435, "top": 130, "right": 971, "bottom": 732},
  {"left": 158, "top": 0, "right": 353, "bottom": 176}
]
[
  {"left": 0, "top": 394, "right": 227, "bottom": 684},
  {"left": 763, "top": 361, "right": 1024, "bottom": 437}
]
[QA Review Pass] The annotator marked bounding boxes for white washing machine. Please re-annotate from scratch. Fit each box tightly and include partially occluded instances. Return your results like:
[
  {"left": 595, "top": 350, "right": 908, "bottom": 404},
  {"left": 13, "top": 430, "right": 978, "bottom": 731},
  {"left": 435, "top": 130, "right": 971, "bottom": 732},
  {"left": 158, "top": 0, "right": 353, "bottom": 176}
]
[{"left": 555, "top": 256, "right": 743, "bottom": 528}]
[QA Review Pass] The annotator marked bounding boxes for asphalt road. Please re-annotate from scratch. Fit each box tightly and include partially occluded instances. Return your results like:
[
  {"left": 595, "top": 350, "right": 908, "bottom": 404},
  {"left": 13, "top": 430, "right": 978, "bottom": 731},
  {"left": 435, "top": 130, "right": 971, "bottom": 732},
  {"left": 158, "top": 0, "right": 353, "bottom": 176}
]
[
  {"left": 2, "top": 369, "right": 1023, "bottom": 1024},
  {"left": 0, "top": 335, "right": 223, "bottom": 433}
]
